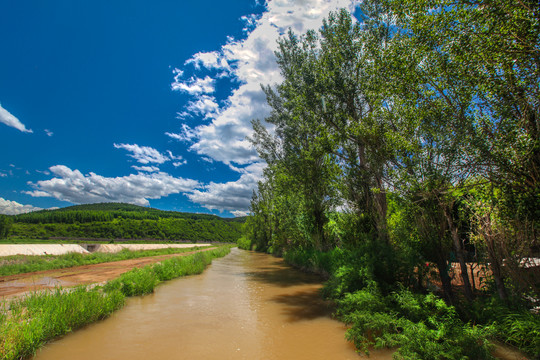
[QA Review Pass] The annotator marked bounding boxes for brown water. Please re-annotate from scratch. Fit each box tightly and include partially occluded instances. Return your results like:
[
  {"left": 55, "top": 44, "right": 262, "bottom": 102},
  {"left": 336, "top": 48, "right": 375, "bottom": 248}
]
[
  {"left": 33, "top": 248, "right": 381, "bottom": 360},
  {"left": 31, "top": 248, "right": 528, "bottom": 360}
]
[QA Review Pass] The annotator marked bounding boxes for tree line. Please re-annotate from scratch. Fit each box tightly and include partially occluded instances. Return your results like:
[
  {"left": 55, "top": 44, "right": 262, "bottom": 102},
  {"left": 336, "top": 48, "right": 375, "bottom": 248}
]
[
  {"left": 242, "top": 0, "right": 538, "bottom": 355},
  {"left": 2, "top": 203, "right": 244, "bottom": 243},
  {"left": 13, "top": 202, "right": 243, "bottom": 224}
]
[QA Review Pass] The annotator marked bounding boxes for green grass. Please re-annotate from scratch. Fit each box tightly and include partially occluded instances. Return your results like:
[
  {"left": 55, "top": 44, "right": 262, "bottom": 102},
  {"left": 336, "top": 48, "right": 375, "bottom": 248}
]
[
  {"left": 0, "top": 245, "right": 233, "bottom": 360},
  {"left": 0, "top": 246, "right": 213, "bottom": 277},
  {"left": 0, "top": 288, "right": 125, "bottom": 360},
  {"left": 104, "top": 245, "right": 233, "bottom": 296}
]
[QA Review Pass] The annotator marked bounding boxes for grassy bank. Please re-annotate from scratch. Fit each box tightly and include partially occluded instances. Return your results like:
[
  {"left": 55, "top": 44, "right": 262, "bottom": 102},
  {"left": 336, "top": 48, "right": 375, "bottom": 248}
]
[
  {"left": 0, "top": 246, "right": 212, "bottom": 277},
  {"left": 0, "top": 245, "right": 233, "bottom": 360},
  {"left": 279, "top": 247, "right": 539, "bottom": 359}
]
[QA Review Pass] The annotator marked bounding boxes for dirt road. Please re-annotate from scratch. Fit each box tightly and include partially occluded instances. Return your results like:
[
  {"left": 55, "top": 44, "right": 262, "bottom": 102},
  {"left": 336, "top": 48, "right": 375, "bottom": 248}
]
[{"left": 0, "top": 247, "right": 216, "bottom": 300}]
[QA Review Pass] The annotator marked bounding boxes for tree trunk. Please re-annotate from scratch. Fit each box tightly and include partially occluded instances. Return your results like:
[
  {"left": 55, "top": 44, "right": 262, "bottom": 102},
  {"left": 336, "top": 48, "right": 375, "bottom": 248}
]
[
  {"left": 374, "top": 173, "right": 389, "bottom": 244},
  {"left": 445, "top": 207, "right": 474, "bottom": 301},
  {"left": 486, "top": 233, "right": 509, "bottom": 302},
  {"left": 435, "top": 253, "right": 454, "bottom": 303}
]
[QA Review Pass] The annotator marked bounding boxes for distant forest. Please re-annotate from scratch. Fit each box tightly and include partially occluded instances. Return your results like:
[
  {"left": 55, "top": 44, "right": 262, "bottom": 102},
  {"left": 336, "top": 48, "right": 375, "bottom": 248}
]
[{"left": 2, "top": 203, "right": 244, "bottom": 242}]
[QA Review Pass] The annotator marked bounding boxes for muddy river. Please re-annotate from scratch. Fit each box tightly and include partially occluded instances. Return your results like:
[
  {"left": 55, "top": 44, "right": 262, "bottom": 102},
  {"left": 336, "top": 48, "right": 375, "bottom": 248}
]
[{"left": 32, "top": 248, "right": 526, "bottom": 360}]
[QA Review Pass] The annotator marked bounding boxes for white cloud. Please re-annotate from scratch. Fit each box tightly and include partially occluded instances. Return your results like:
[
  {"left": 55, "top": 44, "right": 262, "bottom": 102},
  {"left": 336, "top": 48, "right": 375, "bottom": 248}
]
[
  {"left": 0, "top": 103, "right": 32, "bottom": 133},
  {"left": 44, "top": 129, "right": 53, "bottom": 137},
  {"left": 240, "top": 14, "right": 260, "bottom": 33},
  {"left": 171, "top": 76, "right": 215, "bottom": 95},
  {"left": 0, "top": 197, "right": 43, "bottom": 215},
  {"left": 164, "top": 132, "right": 184, "bottom": 141},
  {"left": 172, "top": 160, "right": 187, "bottom": 167},
  {"left": 172, "top": 67, "right": 184, "bottom": 80},
  {"left": 165, "top": 124, "right": 197, "bottom": 143},
  {"left": 185, "top": 51, "right": 229, "bottom": 71},
  {"left": 186, "top": 162, "right": 264, "bottom": 213},
  {"left": 231, "top": 210, "right": 249, "bottom": 217},
  {"left": 132, "top": 165, "right": 160, "bottom": 173},
  {"left": 114, "top": 143, "right": 170, "bottom": 164},
  {"left": 172, "top": 0, "right": 360, "bottom": 166},
  {"left": 166, "top": 0, "right": 360, "bottom": 214},
  {"left": 25, "top": 165, "right": 200, "bottom": 206},
  {"left": 177, "top": 95, "right": 220, "bottom": 119}
]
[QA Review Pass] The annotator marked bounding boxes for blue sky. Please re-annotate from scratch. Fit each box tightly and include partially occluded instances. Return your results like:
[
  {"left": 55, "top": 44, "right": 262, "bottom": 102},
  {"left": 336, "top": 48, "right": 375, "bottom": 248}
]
[{"left": 0, "top": 0, "right": 359, "bottom": 217}]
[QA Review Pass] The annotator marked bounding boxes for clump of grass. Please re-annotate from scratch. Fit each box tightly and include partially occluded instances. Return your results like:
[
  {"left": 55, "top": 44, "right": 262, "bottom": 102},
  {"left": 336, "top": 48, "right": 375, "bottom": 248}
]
[
  {"left": 0, "top": 245, "right": 233, "bottom": 360},
  {"left": 0, "top": 246, "right": 209, "bottom": 276},
  {"left": 495, "top": 308, "right": 540, "bottom": 356},
  {"left": 0, "top": 287, "right": 124, "bottom": 360},
  {"left": 105, "top": 246, "right": 232, "bottom": 296}
]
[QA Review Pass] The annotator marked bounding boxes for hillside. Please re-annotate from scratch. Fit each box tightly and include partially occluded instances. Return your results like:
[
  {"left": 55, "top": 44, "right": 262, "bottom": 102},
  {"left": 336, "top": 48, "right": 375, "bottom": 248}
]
[{"left": 8, "top": 203, "right": 245, "bottom": 243}]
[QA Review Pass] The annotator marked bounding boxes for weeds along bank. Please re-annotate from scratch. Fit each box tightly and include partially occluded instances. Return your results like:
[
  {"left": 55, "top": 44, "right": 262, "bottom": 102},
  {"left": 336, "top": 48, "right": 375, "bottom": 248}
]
[
  {"left": 279, "top": 247, "right": 539, "bottom": 359},
  {"left": 0, "top": 245, "right": 233, "bottom": 360}
]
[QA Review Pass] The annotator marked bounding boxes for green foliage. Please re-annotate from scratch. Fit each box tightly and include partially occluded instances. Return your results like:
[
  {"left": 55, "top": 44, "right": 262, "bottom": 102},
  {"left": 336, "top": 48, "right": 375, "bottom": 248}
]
[
  {"left": 13, "top": 202, "right": 236, "bottom": 223},
  {"left": 498, "top": 311, "right": 540, "bottom": 356},
  {"left": 8, "top": 205, "right": 244, "bottom": 243},
  {"left": 242, "top": 0, "right": 539, "bottom": 356},
  {"left": 338, "top": 288, "right": 494, "bottom": 359},
  {"left": 0, "top": 215, "right": 12, "bottom": 239},
  {"left": 103, "top": 267, "right": 159, "bottom": 296},
  {"left": 236, "top": 236, "right": 252, "bottom": 250},
  {"left": 23, "top": 218, "right": 236, "bottom": 241}
]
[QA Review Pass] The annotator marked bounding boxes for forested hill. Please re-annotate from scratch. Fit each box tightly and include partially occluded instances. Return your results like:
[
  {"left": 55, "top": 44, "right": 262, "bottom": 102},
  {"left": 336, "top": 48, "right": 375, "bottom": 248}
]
[
  {"left": 14, "top": 203, "right": 245, "bottom": 224},
  {"left": 8, "top": 203, "right": 245, "bottom": 242}
]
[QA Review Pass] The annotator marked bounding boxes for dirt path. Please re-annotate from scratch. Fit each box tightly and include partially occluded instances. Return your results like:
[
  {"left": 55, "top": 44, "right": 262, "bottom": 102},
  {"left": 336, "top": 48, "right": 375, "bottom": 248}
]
[{"left": 0, "top": 247, "right": 216, "bottom": 300}]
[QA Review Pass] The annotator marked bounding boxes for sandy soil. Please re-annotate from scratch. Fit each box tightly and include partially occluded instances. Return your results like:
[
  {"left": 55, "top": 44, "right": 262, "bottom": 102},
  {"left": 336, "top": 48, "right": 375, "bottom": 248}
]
[
  {"left": 0, "top": 247, "right": 216, "bottom": 300},
  {"left": 0, "top": 244, "right": 90, "bottom": 256},
  {"left": 0, "top": 243, "right": 211, "bottom": 256}
]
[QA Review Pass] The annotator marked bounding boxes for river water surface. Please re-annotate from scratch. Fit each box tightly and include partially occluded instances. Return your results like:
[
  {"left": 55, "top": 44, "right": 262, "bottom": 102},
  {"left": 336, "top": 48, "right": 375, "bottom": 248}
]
[
  {"left": 32, "top": 248, "right": 526, "bottom": 360},
  {"left": 33, "top": 248, "right": 379, "bottom": 360}
]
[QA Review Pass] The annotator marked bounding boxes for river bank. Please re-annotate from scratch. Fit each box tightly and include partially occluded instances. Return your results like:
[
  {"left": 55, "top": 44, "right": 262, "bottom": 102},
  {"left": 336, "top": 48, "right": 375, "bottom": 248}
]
[{"left": 0, "top": 245, "right": 233, "bottom": 360}]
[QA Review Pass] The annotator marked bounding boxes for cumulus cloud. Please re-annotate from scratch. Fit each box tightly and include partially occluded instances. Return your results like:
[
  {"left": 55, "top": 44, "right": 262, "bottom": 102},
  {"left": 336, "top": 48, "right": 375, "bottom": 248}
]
[
  {"left": 0, "top": 197, "right": 43, "bottom": 215},
  {"left": 165, "top": 124, "right": 197, "bottom": 143},
  {"left": 114, "top": 143, "right": 170, "bottom": 164},
  {"left": 177, "top": 95, "right": 220, "bottom": 119},
  {"left": 186, "top": 162, "right": 264, "bottom": 213},
  {"left": 171, "top": 75, "right": 216, "bottom": 95},
  {"left": 185, "top": 51, "right": 229, "bottom": 71},
  {"left": 25, "top": 165, "right": 200, "bottom": 207},
  {"left": 0, "top": 103, "right": 32, "bottom": 133},
  {"left": 172, "top": 0, "right": 359, "bottom": 166},
  {"left": 165, "top": 0, "right": 360, "bottom": 214}
]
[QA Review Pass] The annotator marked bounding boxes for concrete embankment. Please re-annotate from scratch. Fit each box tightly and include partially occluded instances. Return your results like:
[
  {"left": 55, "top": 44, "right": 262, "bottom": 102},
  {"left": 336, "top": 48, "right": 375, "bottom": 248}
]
[
  {"left": 0, "top": 243, "right": 211, "bottom": 257},
  {"left": 84, "top": 244, "right": 211, "bottom": 253},
  {"left": 0, "top": 244, "right": 90, "bottom": 256}
]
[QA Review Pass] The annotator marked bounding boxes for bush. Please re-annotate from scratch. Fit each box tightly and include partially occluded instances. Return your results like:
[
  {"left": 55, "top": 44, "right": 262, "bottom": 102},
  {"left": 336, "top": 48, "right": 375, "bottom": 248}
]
[{"left": 237, "top": 236, "right": 252, "bottom": 250}]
